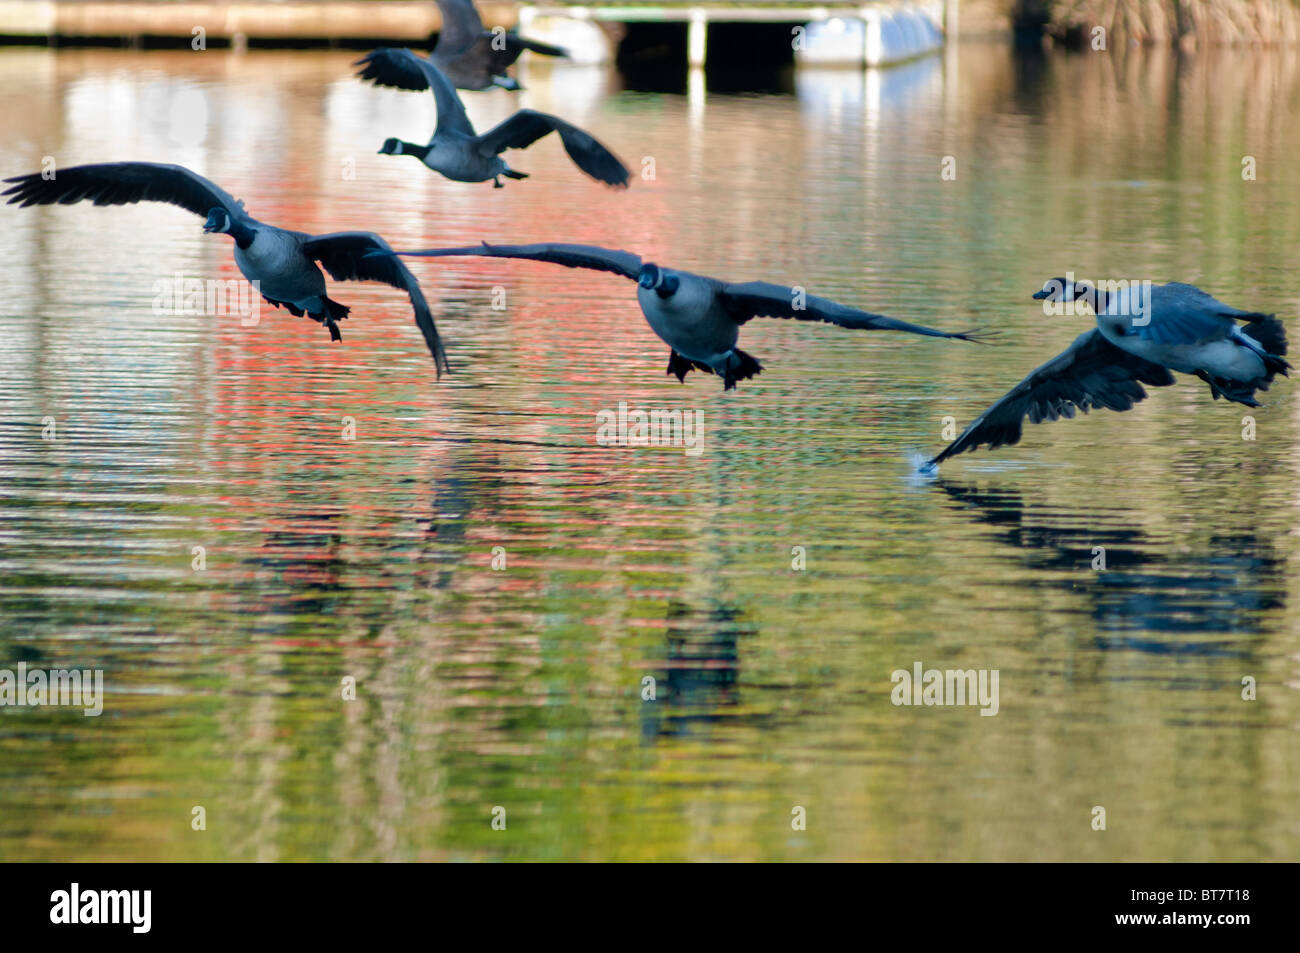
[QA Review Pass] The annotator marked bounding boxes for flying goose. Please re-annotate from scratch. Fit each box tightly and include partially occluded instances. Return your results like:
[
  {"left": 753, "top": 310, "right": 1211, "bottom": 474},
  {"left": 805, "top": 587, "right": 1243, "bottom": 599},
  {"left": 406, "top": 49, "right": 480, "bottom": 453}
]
[
  {"left": 355, "top": 48, "right": 629, "bottom": 189},
  {"left": 430, "top": 0, "right": 568, "bottom": 91},
  {"left": 925, "top": 277, "right": 1289, "bottom": 467},
  {"left": 375, "top": 241, "right": 992, "bottom": 390},
  {"left": 2, "top": 162, "right": 448, "bottom": 375}
]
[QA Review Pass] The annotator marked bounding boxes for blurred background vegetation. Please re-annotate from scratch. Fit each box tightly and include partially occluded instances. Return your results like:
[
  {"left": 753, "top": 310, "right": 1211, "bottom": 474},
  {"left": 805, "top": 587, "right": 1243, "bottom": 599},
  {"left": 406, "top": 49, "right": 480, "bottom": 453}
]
[{"left": 1015, "top": 0, "right": 1300, "bottom": 45}]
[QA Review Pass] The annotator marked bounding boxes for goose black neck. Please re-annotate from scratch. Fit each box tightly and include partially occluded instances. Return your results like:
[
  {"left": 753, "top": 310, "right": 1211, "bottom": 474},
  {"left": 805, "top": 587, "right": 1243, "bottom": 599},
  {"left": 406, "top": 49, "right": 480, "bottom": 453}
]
[
  {"left": 655, "top": 275, "right": 680, "bottom": 299},
  {"left": 228, "top": 218, "right": 257, "bottom": 249},
  {"left": 401, "top": 141, "right": 430, "bottom": 160}
]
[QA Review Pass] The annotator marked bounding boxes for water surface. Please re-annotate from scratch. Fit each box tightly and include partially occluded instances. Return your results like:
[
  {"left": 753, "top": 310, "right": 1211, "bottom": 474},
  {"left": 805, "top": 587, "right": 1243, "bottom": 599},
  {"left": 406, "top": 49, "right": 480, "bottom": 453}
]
[{"left": 1, "top": 43, "right": 1298, "bottom": 861}]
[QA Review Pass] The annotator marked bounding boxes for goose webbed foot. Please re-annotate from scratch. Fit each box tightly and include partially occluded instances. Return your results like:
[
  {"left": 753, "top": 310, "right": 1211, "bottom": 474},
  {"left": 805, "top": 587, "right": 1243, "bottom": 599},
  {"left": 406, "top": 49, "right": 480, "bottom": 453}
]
[
  {"left": 720, "top": 349, "right": 761, "bottom": 391},
  {"left": 323, "top": 318, "right": 342, "bottom": 342},
  {"left": 666, "top": 350, "right": 692, "bottom": 384},
  {"left": 1196, "top": 369, "right": 1260, "bottom": 406}
]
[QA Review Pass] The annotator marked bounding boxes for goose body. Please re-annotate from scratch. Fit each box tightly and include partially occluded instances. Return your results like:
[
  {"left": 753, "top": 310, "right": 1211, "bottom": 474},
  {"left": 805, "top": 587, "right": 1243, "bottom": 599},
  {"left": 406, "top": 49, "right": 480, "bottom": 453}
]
[
  {"left": 1103, "top": 325, "right": 1266, "bottom": 383},
  {"left": 636, "top": 271, "right": 740, "bottom": 370},
  {"left": 420, "top": 136, "right": 515, "bottom": 184},
  {"left": 1081, "top": 279, "right": 1287, "bottom": 405},
  {"left": 925, "top": 277, "right": 1289, "bottom": 467},
  {"left": 3, "top": 162, "right": 448, "bottom": 373},
  {"left": 1089, "top": 291, "right": 1269, "bottom": 383},
  {"left": 234, "top": 229, "right": 331, "bottom": 316},
  {"left": 356, "top": 48, "right": 628, "bottom": 188},
  {"left": 378, "top": 241, "right": 991, "bottom": 390}
]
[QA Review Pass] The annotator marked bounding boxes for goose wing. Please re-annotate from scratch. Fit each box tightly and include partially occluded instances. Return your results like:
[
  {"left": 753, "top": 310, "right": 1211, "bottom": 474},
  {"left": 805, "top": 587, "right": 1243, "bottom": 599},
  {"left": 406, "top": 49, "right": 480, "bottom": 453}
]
[
  {"left": 387, "top": 240, "right": 643, "bottom": 280},
  {"left": 497, "top": 34, "right": 568, "bottom": 62},
  {"left": 927, "top": 329, "right": 1176, "bottom": 467},
  {"left": 354, "top": 48, "right": 475, "bottom": 139},
  {"left": 718, "top": 280, "right": 993, "bottom": 341},
  {"left": 303, "top": 231, "right": 449, "bottom": 377},
  {"left": 1125, "top": 282, "right": 1273, "bottom": 347},
  {"left": 1162, "top": 282, "right": 1272, "bottom": 322},
  {"left": 475, "top": 111, "right": 630, "bottom": 187},
  {"left": 354, "top": 48, "right": 433, "bottom": 92},
  {"left": 433, "top": 0, "right": 484, "bottom": 57},
  {"left": 3, "top": 161, "right": 246, "bottom": 219},
  {"left": 475, "top": 32, "right": 569, "bottom": 76}
]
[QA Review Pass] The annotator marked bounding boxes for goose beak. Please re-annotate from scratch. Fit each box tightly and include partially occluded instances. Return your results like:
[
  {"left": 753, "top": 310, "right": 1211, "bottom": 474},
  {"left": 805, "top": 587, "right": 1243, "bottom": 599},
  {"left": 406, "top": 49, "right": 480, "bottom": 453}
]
[{"left": 1031, "top": 289, "right": 1050, "bottom": 300}]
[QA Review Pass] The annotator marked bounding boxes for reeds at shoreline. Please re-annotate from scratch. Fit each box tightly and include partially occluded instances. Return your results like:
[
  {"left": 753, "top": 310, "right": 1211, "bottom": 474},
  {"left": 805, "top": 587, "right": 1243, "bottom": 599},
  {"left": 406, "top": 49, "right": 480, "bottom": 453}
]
[{"left": 1019, "top": 0, "right": 1300, "bottom": 46}]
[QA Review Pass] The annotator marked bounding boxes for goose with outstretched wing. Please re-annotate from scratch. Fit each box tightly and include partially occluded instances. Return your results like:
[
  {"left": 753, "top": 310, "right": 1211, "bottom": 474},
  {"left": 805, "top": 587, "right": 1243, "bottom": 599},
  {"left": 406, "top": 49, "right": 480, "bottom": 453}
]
[
  {"left": 432, "top": 0, "right": 568, "bottom": 91},
  {"left": 925, "top": 277, "right": 1288, "bottom": 468},
  {"left": 356, "top": 48, "right": 628, "bottom": 189},
  {"left": 3, "top": 162, "right": 448, "bottom": 375},
  {"left": 373, "top": 241, "right": 992, "bottom": 390}
]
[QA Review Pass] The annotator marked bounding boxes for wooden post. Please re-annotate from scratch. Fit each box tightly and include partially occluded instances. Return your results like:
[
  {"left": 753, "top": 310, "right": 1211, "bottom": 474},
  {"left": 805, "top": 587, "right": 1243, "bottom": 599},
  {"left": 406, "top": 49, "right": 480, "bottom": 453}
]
[
  {"left": 688, "top": 8, "right": 708, "bottom": 68},
  {"left": 862, "top": 7, "right": 882, "bottom": 66}
]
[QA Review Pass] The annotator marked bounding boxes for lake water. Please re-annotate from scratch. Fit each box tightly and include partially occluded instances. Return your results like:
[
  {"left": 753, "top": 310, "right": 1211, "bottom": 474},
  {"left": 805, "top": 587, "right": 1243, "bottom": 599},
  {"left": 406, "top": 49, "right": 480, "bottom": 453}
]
[{"left": 1, "top": 42, "right": 1297, "bottom": 861}]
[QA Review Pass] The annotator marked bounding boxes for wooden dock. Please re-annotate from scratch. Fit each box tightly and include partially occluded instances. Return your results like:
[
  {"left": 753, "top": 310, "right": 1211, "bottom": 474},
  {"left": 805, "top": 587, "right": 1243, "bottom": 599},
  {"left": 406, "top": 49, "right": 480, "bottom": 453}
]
[
  {"left": 0, "top": 1, "right": 503, "bottom": 43},
  {"left": 0, "top": 1, "right": 950, "bottom": 66}
]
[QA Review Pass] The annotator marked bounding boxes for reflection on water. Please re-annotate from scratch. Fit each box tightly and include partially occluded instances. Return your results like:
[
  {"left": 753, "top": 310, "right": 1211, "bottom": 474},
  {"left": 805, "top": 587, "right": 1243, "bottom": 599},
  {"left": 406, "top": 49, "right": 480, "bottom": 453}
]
[
  {"left": 936, "top": 481, "right": 1285, "bottom": 643},
  {"left": 1, "top": 43, "right": 1298, "bottom": 861},
  {"left": 639, "top": 602, "right": 754, "bottom": 741}
]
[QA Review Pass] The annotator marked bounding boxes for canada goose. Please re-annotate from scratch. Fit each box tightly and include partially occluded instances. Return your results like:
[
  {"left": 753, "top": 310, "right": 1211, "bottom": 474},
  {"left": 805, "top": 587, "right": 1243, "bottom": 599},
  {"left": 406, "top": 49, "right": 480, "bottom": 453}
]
[
  {"left": 925, "top": 277, "right": 1289, "bottom": 467},
  {"left": 431, "top": 0, "right": 567, "bottom": 91},
  {"left": 356, "top": 48, "right": 629, "bottom": 189},
  {"left": 2, "top": 162, "right": 448, "bottom": 375},
  {"left": 374, "top": 241, "right": 992, "bottom": 390}
]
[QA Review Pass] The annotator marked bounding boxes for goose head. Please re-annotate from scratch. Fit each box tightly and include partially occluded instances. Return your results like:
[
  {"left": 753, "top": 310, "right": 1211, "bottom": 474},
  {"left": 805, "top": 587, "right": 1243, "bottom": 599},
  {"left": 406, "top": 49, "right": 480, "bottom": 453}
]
[
  {"left": 203, "top": 208, "right": 233, "bottom": 234},
  {"left": 378, "top": 138, "right": 405, "bottom": 156},
  {"left": 1033, "top": 276, "right": 1095, "bottom": 308},
  {"left": 638, "top": 263, "right": 680, "bottom": 299}
]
